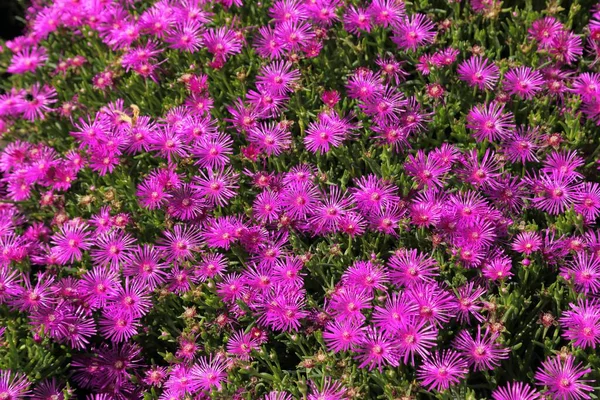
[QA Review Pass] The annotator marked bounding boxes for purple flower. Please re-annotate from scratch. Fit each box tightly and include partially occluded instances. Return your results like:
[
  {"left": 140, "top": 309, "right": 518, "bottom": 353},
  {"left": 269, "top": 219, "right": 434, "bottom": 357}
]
[
  {"left": 417, "top": 349, "right": 469, "bottom": 392},
  {"left": 454, "top": 325, "right": 509, "bottom": 371},
  {"left": 534, "top": 355, "right": 594, "bottom": 400},
  {"left": 492, "top": 382, "right": 542, "bottom": 400},
  {"left": 503, "top": 67, "right": 545, "bottom": 100},
  {"left": 391, "top": 14, "right": 436, "bottom": 50},
  {"left": 458, "top": 57, "right": 500, "bottom": 90}
]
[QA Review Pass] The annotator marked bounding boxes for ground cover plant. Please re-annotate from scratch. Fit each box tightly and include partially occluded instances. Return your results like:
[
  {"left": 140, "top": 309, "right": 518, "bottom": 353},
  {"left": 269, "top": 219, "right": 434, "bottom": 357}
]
[{"left": 1, "top": 0, "right": 600, "bottom": 398}]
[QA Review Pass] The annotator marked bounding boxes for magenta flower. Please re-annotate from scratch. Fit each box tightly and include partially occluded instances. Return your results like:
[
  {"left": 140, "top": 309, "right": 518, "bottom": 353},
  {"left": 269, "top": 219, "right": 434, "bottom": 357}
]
[
  {"left": 560, "top": 252, "right": 600, "bottom": 294},
  {"left": 50, "top": 221, "right": 92, "bottom": 265},
  {"left": 529, "top": 17, "right": 563, "bottom": 48},
  {"left": 372, "top": 292, "right": 416, "bottom": 333},
  {"left": 418, "top": 350, "right": 469, "bottom": 391},
  {"left": 344, "top": 6, "right": 372, "bottom": 34},
  {"left": 256, "top": 61, "right": 301, "bottom": 96},
  {"left": 368, "top": 0, "right": 405, "bottom": 27},
  {"left": 351, "top": 174, "right": 399, "bottom": 213},
  {"left": 0, "top": 370, "right": 30, "bottom": 399},
  {"left": 203, "top": 27, "right": 243, "bottom": 62},
  {"left": 99, "top": 311, "right": 140, "bottom": 342},
  {"left": 492, "top": 382, "right": 542, "bottom": 400},
  {"left": 7, "top": 46, "right": 48, "bottom": 74},
  {"left": 191, "top": 355, "right": 228, "bottom": 391},
  {"left": 503, "top": 67, "right": 545, "bottom": 100},
  {"left": 397, "top": 317, "right": 438, "bottom": 364},
  {"left": 466, "top": 102, "right": 515, "bottom": 142},
  {"left": 534, "top": 355, "right": 594, "bottom": 400},
  {"left": 91, "top": 230, "right": 136, "bottom": 270},
  {"left": 388, "top": 248, "right": 439, "bottom": 288},
  {"left": 355, "top": 328, "right": 400, "bottom": 371},
  {"left": 559, "top": 299, "right": 600, "bottom": 349},
  {"left": 156, "top": 225, "right": 202, "bottom": 263},
  {"left": 458, "top": 57, "right": 500, "bottom": 90},
  {"left": 193, "top": 167, "right": 239, "bottom": 207},
  {"left": 454, "top": 325, "right": 509, "bottom": 371},
  {"left": 342, "top": 260, "right": 389, "bottom": 293},
  {"left": 323, "top": 319, "right": 366, "bottom": 352},
  {"left": 391, "top": 14, "right": 436, "bottom": 50},
  {"left": 307, "top": 378, "right": 347, "bottom": 400}
]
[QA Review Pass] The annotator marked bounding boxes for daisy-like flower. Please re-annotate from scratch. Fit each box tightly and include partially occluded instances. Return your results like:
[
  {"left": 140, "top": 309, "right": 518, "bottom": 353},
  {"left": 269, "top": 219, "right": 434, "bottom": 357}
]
[
  {"left": 560, "top": 252, "right": 600, "bottom": 294},
  {"left": 254, "top": 26, "right": 285, "bottom": 59},
  {"left": 529, "top": 17, "right": 563, "bottom": 48},
  {"left": 107, "top": 278, "right": 152, "bottom": 318},
  {"left": 99, "top": 311, "right": 140, "bottom": 342},
  {"left": 405, "top": 150, "right": 451, "bottom": 188},
  {"left": 195, "top": 252, "right": 228, "bottom": 282},
  {"left": 346, "top": 69, "right": 384, "bottom": 101},
  {"left": 343, "top": 5, "right": 372, "bottom": 35},
  {"left": 50, "top": 221, "right": 92, "bottom": 265},
  {"left": 156, "top": 225, "right": 202, "bottom": 263},
  {"left": 355, "top": 328, "right": 400, "bottom": 371},
  {"left": 454, "top": 325, "right": 510, "bottom": 371},
  {"left": 227, "top": 330, "right": 259, "bottom": 361},
  {"left": 457, "top": 57, "right": 500, "bottom": 90},
  {"left": 7, "top": 46, "right": 48, "bottom": 74},
  {"left": 360, "top": 86, "right": 407, "bottom": 124},
  {"left": 559, "top": 299, "right": 600, "bottom": 349},
  {"left": 281, "top": 181, "right": 321, "bottom": 219},
  {"left": 191, "top": 132, "right": 233, "bottom": 169},
  {"left": 368, "top": 0, "right": 405, "bottom": 27},
  {"left": 193, "top": 167, "right": 239, "bottom": 207},
  {"left": 512, "top": 231, "right": 542, "bottom": 255},
  {"left": 388, "top": 248, "right": 439, "bottom": 288},
  {"left": 166, "top": 21, "right": 204, "bottom": 52},
  {"left": 248, "top": 122, "right": 292, "bottom": 156},
  {"left": 458, "top": 149, "right": 502, "bottom": 188},
  {"left": 503, "top": 67, "right": 545, "bottom": 100},
  {"left": 541, "top": 151, "right": 585, "bottom": 180},
  {"left": 307, "top": 378, "right": 347, "bottom": 400},
  {"left": 203, "top": 27, "right": 243, "bottom": 63},
  {"left": 454, "top": 282, "right": 486, "bottom": 324},
  {"left": 534, "top": 355, "right": 593, "bottom": 400},
  {"left": 20, "top": 84, "right": 57, "bottom": 121},
  {"left": 372, "top": 292, "right": 415, "bottom": 333},
  {"left": 256, "top": 61, "right": 301, "bottom": 96},
  {"left": 328, "top": 286, "right": 372, "bottom": 322},
  {"left": 549, "top": 30, "right": 583, "bottom": 64},
  {"left": 466, "top": 102, "right": 515, "bottom": 142},
  {"left": 0, "top": 267, "right": 21, "bottom": 304},
  {"left": 307, "top": 187, "right": 353, "bottom": 235},
  {"left": 191, "top": 355, "right": 228, "bottom": 391},
  {"left": 269, "top": 0, "right": 308, "bottom": 24},
  {"left": 391, "top": 14, "right": 437, "bottom": 51},
  {"left": 323, "top": 319, "right": 366, "bottom": 352},
  {"left": 263, "top": 391, "right": 295, "bottom": 400},
  {"left": 304, "top": 117, "right": 345, "bottom": 154},
  {"left": 342, "top": 260, "right": 389, "bottom": 293},
  {"left": 503, "top": 127, "right": 541, "bottom": 164},
  {"left": 274, "top": 21, "right": 315, "bottom": 51},
  {"left": 408, "top": 282, "right": 456, "bottom": 327},
  {"left": 418, "top": 350, "right": 469, "bottom": 392},
  {"left": 574, "top": 182, "right": 600, "bottom": 221},
  {"left": 492, "top": 382, "right": 542, "bottom": 400},
  {"left": 0, "top": 370, "right": 30, "bottom": 399},
  {"left": 397, "top": 317, "right": 438, "bottom": 364},
  {"left": 530, "top": 172, "right": 577, "bottom": 215},
  {"left": 351, "top": 174, "right": 399, "bottom": 213},
  {"left": 91, "top": 230, "right": 136, "bottom": 270}
]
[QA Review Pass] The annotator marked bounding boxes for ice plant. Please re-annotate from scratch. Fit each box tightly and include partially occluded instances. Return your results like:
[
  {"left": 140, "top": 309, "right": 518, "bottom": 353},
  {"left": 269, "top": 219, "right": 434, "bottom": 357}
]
[{"left": 1, "top": 0, "right": 600, "bottom": 398}]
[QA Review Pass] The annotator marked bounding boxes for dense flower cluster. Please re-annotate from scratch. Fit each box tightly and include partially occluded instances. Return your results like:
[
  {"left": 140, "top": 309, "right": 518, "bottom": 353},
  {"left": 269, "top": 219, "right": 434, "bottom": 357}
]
[{"left": 1, "top": 0, "right": 600, "bottom": 399}]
